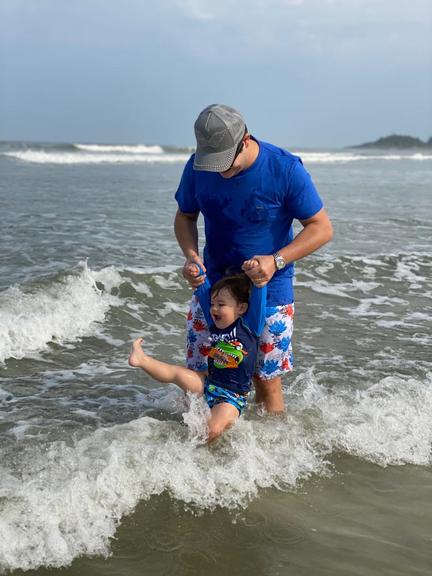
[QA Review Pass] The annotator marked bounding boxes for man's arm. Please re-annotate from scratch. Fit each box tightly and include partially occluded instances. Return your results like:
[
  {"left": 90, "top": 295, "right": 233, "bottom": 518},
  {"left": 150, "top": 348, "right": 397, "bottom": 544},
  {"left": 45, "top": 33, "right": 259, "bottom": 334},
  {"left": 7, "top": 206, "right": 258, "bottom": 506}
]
[
  {"left": 280, "top": 207, "right": 333, "bottom": 264},
  {"left": 174, "top": 209, "right": 206, "bottom": 288},
  {"left": 242, "top": 208, "right": 333, "bottom": 287}
]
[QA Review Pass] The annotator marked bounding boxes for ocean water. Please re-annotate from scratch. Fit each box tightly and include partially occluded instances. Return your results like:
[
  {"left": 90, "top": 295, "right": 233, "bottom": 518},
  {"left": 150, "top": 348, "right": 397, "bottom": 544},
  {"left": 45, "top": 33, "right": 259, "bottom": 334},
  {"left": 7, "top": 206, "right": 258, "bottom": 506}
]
[{"left": 0, "top": 141, "right": 431, "bottom": 575}]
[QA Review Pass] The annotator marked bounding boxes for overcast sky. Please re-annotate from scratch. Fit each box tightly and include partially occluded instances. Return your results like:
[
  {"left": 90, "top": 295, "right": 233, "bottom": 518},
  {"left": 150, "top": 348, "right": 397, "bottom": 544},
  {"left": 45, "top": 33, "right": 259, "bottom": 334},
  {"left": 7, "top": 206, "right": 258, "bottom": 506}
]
[{"left": 0, "top": 0, "right": 431, "bottom": 148}]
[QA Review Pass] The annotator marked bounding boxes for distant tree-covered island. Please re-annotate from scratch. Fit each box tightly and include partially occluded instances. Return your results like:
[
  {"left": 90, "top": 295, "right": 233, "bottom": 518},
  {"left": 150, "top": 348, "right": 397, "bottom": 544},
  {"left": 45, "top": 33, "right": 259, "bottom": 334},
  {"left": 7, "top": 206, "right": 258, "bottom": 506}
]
[{"left": 348, "top": 134, "right": 432, "bottom": 149}]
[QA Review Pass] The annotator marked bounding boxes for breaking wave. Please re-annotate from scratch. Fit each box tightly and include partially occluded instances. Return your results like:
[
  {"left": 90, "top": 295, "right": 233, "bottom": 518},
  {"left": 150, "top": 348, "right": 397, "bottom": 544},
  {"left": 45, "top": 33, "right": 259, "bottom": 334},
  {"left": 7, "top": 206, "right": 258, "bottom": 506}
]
[
  {"left": 0, "top": 262, "right": 123, "bottom": 362},
  {"left": 0, "top": 371, "right": 431, "bottom": 572}
]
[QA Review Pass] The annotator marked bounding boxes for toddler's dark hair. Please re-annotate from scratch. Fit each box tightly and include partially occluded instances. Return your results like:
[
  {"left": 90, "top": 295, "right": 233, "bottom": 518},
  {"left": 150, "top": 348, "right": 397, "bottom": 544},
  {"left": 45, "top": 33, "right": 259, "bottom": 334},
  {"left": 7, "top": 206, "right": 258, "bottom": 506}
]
[{"left": 211, "top": 274, "right": 251, "bottom": 305}]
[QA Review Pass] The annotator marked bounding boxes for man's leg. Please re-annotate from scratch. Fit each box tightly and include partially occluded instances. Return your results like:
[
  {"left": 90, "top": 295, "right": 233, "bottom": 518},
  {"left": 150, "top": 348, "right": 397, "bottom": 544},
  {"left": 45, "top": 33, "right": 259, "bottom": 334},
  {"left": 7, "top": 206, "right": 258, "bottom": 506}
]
[
  {"left": 254, "top": 303, "right": 295, "bottom": 413},
  {"left": 254, "top": 376, "right": 284, "bottom": 413},
  {"left": 129, "top": 338, "right": 205, "bottom": 395},
  {"left": 207, "top": 402, "right": 239, "bottom": 442},
  {"left": 186, "top": 295, "right": 211, "bottom": 372}
]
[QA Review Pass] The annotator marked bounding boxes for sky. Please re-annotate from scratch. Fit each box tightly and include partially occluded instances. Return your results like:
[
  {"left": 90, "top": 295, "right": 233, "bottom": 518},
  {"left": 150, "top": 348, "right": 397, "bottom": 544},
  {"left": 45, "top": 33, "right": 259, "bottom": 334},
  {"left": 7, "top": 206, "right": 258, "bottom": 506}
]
[{"left": 0, "top": 0, "right": 431, "bottom": 148}]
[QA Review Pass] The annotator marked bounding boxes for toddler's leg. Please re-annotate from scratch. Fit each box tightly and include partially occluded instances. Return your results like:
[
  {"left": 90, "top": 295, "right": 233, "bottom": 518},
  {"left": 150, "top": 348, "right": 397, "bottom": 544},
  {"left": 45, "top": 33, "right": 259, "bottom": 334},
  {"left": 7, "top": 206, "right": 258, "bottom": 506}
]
[
  {"left": 207, "top": 402, "right": 239, "bottom": 443},
  {"left": 129, "top": 338, "right": 205, "bottom": 395}
]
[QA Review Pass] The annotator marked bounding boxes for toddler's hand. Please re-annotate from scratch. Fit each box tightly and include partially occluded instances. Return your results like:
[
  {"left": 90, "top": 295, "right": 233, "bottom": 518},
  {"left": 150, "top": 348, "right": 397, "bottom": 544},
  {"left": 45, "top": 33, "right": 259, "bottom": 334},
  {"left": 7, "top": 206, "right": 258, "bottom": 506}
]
[
  {"left": 242, "top": 258, "right": 259, "bottom": 271},
  {"left": 183, "top": 257, "right": 206, "bottom": 288}
]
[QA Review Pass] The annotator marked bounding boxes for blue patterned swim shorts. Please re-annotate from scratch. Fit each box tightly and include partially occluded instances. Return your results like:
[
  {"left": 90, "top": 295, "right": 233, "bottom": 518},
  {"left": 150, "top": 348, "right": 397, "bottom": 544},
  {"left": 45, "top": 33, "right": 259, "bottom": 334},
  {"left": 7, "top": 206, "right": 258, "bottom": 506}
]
[{"left": 204, "top": 380, "right": 248, "bottom": 415}]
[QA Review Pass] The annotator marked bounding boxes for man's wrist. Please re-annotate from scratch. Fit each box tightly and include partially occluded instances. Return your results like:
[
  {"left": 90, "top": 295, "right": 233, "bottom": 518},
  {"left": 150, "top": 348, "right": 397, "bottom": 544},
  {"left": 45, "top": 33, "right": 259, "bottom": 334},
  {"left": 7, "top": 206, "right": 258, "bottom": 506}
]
[
  {"left": 273, "top": 251, "right": 286, "bottom": 271},
  {"left": 185, "top": 252, "right": 199, "bottom": 262}
]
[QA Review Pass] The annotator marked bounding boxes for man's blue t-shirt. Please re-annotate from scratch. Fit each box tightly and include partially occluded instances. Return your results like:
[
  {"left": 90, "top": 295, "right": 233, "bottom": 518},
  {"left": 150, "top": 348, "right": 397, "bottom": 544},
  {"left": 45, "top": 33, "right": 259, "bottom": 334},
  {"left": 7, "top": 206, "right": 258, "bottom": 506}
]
[{"left": 175, "top": 139, "right": 323, "bottom": 306}]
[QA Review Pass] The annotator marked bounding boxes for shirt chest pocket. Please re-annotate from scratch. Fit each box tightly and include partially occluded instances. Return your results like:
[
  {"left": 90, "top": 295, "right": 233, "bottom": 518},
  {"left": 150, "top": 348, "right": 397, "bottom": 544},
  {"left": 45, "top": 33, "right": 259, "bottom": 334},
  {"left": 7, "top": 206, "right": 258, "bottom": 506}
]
[{"left": 245, "top": 201, "right": 281, "bottom": 223}]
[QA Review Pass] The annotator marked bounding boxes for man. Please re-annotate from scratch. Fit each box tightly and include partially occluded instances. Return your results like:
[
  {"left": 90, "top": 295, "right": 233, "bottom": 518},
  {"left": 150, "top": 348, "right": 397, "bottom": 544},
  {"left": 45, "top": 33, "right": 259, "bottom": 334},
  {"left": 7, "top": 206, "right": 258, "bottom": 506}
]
[{"left": 174, "top": 104, "right": 333, "bottom": 413}]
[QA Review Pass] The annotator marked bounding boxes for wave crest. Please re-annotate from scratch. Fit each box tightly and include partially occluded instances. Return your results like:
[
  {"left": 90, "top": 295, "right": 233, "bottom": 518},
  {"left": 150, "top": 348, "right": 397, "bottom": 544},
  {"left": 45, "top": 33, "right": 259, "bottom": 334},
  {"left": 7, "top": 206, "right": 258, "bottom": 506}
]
[
  {"left": 74, "top": 144, "right": 164, "bottom": 154},
  {"left": 0, "top": 262, "right": 122, "bottom": 362},
  {"left": 3, "top": 150, "right": 189, "bottom": 165}
]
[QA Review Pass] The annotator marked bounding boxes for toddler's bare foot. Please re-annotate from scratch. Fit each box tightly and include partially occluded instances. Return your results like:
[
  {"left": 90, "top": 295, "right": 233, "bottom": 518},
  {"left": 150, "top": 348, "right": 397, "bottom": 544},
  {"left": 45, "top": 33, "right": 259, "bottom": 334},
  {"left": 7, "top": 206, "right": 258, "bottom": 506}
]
[{"left": 128, "top": 338, "right": 148, "bottom": 367}]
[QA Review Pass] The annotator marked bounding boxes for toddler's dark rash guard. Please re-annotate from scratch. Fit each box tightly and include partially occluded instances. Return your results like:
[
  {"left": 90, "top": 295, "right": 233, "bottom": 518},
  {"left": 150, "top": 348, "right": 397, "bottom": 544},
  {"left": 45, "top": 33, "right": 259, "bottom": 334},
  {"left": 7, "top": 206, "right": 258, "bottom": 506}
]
[{"left": 195, "top": 278, "right": 266, "bottom": 395}]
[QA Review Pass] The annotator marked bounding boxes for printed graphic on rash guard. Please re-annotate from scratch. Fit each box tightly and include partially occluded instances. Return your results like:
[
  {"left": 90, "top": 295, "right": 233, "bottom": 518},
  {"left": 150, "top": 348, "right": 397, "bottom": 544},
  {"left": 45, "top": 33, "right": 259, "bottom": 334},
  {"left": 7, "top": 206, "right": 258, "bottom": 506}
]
[{"left": 207, "top": 339, "right": 248, "bottom": 369}]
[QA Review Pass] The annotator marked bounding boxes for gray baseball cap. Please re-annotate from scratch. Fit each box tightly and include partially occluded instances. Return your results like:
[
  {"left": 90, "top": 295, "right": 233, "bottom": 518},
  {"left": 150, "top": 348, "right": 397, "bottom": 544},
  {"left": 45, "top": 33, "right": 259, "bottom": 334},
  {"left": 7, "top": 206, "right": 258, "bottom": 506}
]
[{"left": 193, "top": 104, "right": 246, "bottom": 172}]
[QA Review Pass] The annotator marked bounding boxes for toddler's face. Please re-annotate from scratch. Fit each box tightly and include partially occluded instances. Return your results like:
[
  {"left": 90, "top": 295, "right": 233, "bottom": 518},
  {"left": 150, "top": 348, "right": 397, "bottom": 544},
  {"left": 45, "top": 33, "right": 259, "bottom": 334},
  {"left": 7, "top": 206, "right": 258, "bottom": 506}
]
[{"left": 210, "top": 288, "right": 247, "bottom": 329}]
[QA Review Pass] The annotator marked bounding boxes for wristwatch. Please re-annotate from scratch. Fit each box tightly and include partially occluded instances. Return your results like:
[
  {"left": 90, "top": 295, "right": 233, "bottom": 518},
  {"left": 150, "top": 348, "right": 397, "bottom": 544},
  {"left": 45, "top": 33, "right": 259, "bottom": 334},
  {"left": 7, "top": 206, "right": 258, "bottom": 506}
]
[{"left": 273, "top": 251, "right": 286, "bottom": 271}]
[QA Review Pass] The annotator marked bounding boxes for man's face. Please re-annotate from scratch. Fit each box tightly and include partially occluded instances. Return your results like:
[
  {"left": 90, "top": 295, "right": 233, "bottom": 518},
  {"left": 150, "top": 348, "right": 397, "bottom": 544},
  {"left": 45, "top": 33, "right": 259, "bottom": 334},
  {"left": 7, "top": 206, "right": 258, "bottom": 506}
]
[{"left": 219, "top": 136, "right": 247, "bottom": 179}]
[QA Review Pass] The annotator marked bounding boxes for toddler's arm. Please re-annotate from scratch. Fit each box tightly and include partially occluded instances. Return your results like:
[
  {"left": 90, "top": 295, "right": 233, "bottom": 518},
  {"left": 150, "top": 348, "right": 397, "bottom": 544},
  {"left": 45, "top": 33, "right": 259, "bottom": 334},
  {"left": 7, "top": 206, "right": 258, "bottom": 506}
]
[
  {"left": 193, "top": 265, "right": 212, "bottom": 326},
  {"left": 243, "top": 259, "right": 266, "bottom": 336}
]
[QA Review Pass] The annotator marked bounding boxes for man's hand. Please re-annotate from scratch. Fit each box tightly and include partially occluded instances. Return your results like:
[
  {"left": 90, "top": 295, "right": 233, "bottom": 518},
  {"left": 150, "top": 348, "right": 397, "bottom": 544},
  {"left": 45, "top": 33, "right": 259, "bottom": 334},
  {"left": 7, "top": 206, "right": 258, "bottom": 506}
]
[
  {"left": 242, "top": 255, "right": 275, "bottom": 287},
  {"left": 183, "top": 256, "right": 206, "bottom": 288}
]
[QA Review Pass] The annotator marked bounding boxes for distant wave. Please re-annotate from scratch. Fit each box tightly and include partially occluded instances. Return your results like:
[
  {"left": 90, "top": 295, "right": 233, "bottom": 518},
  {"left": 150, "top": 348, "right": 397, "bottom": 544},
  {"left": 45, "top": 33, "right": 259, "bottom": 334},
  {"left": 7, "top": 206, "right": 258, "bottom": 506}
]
[
  {"left": 3, "top": 150, "right": 190, "bottom": 165},
  {"left": 74, "top": 144, "right": 164, "bottom": 154},
  {"left": 3, "top": 142, "right": 432, "bottom": 165},
  {"left": 6, "top": 149, "right": 431, "bottom": 165},
  {"left": 295, "top": 151, "right": 432, "bottom": 163}
]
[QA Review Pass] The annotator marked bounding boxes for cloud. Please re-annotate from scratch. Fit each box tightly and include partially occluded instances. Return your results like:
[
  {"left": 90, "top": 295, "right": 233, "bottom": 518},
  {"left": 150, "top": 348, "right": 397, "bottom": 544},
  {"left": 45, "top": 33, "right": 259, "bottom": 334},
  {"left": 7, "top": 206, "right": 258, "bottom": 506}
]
[
  {"left": 1, "top": 0, "right": 430, "bottom": 145},
  {"left": 176, "top": 0, "right": 215, "bottom": 21},
  {"left": 175, "top": 0, "right": 306, "bottom": 21}
]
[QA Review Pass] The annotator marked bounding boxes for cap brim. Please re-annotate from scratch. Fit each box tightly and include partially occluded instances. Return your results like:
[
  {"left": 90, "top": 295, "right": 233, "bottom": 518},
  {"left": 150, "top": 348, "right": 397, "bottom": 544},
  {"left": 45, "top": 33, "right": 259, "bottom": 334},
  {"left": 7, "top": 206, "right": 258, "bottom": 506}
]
[{"left": 193, "top": 146, "right": 236, "bottom": 172}]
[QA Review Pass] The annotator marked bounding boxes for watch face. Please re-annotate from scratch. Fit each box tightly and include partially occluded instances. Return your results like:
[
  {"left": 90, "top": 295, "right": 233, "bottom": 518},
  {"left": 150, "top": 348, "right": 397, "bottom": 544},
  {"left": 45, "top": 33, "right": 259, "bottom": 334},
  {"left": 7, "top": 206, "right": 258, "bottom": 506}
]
[{"left": 276, "top": 256, "right": 285, "bottom": 270}]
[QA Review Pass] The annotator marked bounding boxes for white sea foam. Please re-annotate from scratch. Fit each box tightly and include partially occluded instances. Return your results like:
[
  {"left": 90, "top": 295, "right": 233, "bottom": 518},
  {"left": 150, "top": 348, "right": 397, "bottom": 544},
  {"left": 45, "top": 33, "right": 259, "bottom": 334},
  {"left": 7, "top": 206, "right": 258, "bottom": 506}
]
[
  {"left": 299, "top": 278, "right": 381, "bottom": 299},
  {"left": 74, "top": 144, "right": 164, "bottom": 154},
  {"left": 4, "top": 150, "right": 189, "bottom": 165},
  {"left": 296, "top": 152, "right": 432, "bottom": 163},
  {"left": 294, "top": 279, "right": 358, "bottom": 299},
  {"left": 288, "top": 371, "right": 432, "bottom": 468},
  {"left": 153, "top": 274, "right": 183, "bottom": 290},
  {"left": 406, "top": 312, "right": 432, "bottom": 322},
  {"left": 130, "top": 281, "right": 153, "bottom": 297},
  {"left": 298, "top": 252, "right": 431, "bottom": 302},
  {"left": 4, "top": 148, "right": 431, "bottom": 165},
  {"left": 410, "top": 152, "right": 432, "bottom": 160},
  {"left": 296, "top": 152, "right": 365, "bottom": 163},
  {"left": 0, "top": 400, "right": 324, "bottom": 572},
  {"left": 0, "top": 370, "right": 430, "bottom": 572},
  {"left": 0, "top": 263, "right": 122, "bottom": 362},
  {"left": 157, "top": 301, "right": 189, "bottom": 318},
  {"left": 310, "top": 374, "right": 432, "bottom": 466},
  {"left": 348, "top": 295, "right": 408, "bottom": 317},
  {"left": 125, "top": 264, "right": 181, "bottom": 275},
  {"left": 394, "top": 259, "right": 428, "bottom": 289}
]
